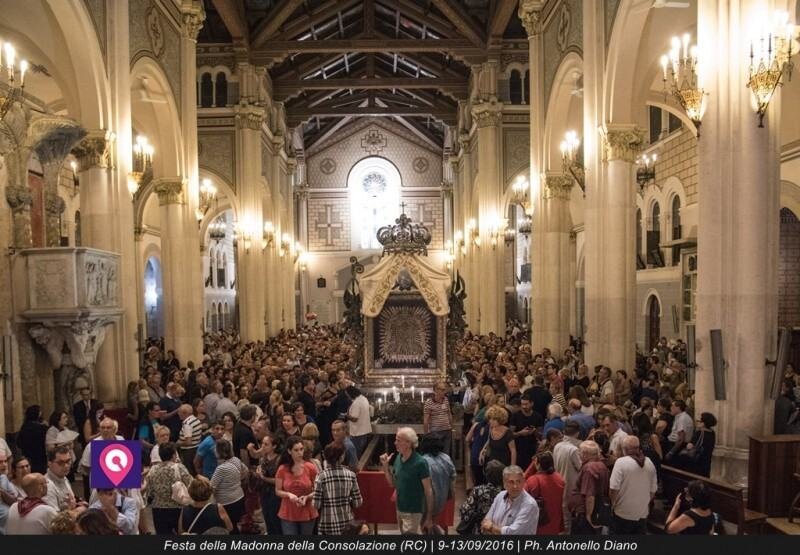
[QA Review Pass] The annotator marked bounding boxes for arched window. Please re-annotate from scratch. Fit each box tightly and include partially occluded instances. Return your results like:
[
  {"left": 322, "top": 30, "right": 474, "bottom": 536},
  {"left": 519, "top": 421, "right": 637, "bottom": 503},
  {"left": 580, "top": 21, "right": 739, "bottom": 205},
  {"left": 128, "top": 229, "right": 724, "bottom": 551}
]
[
  {"left": 215, "top": 72, "right": 228, "bottom": 107},
  {"left": 219, "top": 253, "right": 227, "bottom": 288},
  {"left": 671, "top": 196, "right": 682, "bottom": 265},
  {"left": 223, "top": 302, "right": 229, "bottom": 330},
  {"left": 636, "top": 208, "right": 643, "bottom": 269},
  {"left": 348, "top": 156, "right": 402, "bottom": 249},
  {"left": 200, "top": 72, "right": 213, "bottom": 108},
  {"left": 647, "top": 203, "right": 663, "bottom": 267},
  {"left": 509, "top": 70, "right": 522, "bottom": 104}
]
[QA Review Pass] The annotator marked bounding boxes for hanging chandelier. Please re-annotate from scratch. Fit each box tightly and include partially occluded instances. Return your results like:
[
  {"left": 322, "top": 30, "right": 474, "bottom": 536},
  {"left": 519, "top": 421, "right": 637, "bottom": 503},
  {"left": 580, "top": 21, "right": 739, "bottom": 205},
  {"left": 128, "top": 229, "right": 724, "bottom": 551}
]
[
  {"left": 128, "top": 135, "right": 154, "bottom": 196},
  {"left": 746, "top": 11, "right": 797, "bottom": 127},
  {"left": 197, "top": 178, "right": 217, "bottom": 220},
  {"left": 660, "top": 34, "right": 706, "bottom": 135},
  {"left": 0, "top": 40, "right": 28, "bottom": 123}
]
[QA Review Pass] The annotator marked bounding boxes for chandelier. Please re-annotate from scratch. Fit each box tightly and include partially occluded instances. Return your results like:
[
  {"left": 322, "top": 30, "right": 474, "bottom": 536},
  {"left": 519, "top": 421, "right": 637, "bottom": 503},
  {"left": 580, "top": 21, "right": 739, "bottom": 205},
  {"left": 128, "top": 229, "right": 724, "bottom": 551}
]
[
  {"left": 0, "top": 41, "right": 28, "bottom": 123},
  {"left": 510, "top": 175, "right": 531, "bottom": 215},
  {"left": 128, "top": 135, "right": 154, "bottom": 196},
  {"left": 660, "top": 34, "right": 706, "bottom": 135},
  {"left": 746, "top": 11, "right": 796, "bottom": 127},
  {"left": 209, "top": 218, "right": 226, "bottom": 242},
  {"left": 636, "top": 153, "right": 657, "bottom": 191},
  {"left": 518, "top": 217, "right": 531, "bottom": 237},
  {"left": 196, "top": 178, "right": 217, "bottom": 220},
  {"left": 560, "top": 130, "right": 585, "bottom": 193}
]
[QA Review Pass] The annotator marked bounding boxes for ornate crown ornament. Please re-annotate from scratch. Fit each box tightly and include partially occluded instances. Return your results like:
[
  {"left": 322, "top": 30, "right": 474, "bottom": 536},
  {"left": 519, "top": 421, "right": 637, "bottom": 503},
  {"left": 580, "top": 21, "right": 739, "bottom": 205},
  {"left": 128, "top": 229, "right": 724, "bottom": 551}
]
[{"left": 377, "top": 208, "right": 432, "bottom": 256}]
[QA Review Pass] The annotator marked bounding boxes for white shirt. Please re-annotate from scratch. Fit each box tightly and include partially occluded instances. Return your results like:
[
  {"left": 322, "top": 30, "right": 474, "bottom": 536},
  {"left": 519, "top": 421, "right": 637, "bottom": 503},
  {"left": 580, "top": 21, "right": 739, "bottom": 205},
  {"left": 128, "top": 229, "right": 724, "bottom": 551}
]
[
  {"left": 348, "top": 395, "right": 372, "bottom": 437},
  {"left": 80, "top": 434, "right": 124, "bottom": 471},
  {"left": 553, "top": 440, "right": 582, "bottom": 503},
  {"left": 6, "top": 502, "right": 57, "bottom": 534},
  {"left": 609, "top": 455, "right": 658, "bottom": 520},
  {"left": 43, "top": 470, "right": 75, "bottom": 511},
  {"left": 0, "top": 438, "right": 11, "bottom": 459},
  {"left": 609, "top": 427, "right": 629, "bottom": 458},
  {"left": 668, "top": 411, "right": 694, "bottom": 443}
]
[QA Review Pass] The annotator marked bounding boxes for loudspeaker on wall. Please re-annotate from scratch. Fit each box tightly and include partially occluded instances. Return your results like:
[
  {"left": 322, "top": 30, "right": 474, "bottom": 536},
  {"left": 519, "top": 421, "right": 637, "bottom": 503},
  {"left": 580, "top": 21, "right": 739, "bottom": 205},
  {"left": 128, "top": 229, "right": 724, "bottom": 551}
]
[{"left": 710, "top": 329, "right": 726, "bottom": 400}]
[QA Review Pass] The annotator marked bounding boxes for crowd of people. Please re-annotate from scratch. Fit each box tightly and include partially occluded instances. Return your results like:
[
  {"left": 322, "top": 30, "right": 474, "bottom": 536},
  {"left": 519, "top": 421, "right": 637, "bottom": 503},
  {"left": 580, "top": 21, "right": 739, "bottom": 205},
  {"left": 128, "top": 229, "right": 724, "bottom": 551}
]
[{"left": 0, "top": 322, "right": 798, "bottom": 536}]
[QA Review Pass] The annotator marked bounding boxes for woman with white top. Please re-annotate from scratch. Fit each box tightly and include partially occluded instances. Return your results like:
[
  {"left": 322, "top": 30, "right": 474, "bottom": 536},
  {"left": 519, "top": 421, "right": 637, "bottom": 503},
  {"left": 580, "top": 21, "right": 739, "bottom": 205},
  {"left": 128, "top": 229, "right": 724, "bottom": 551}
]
[{"left": 210, "top": 439, "right": 248, "bottom": 534}]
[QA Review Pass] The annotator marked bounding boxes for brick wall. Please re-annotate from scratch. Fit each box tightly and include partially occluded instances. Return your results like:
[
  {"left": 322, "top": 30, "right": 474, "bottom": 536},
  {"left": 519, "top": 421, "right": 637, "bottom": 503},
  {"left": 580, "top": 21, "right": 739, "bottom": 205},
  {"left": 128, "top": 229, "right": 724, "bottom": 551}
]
[
  {"left": 779, "top": 207, "right": 800, "bottom": 327},
  {"left": 307, "top": 197, "right": 351, "bottom": 252},
  {"left": 653, "top": 128, "right": 699, "bottom": 203}
]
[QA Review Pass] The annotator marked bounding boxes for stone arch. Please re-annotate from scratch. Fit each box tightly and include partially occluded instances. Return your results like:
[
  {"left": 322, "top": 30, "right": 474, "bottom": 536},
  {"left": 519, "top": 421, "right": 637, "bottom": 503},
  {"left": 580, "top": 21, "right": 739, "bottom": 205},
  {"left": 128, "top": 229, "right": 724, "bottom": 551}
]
[
  {"left": 780, "top": 180, "right": 800, "bottom": 218},
  {"left": 544, "top": 52, "right": 584, "bottom": 172}
]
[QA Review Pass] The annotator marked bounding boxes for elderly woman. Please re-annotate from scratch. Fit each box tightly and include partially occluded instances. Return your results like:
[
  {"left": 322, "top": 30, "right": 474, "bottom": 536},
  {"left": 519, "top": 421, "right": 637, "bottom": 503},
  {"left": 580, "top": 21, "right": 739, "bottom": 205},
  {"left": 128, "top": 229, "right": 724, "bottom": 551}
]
[
  {"left": 313, "top": 443, "right": 363, "bottom": 535},
  {"left": 178, "top": 476, "right": 233, "bottom": 534},
  {"left": 149, "top": 425, "right": 173, "bottom": 464},
  {"left": 459, "top": 460, "right": 505, "bottom": 534},
  {"left": 145, "top": 442, "right": 193, "bottom": 534},
  {"left": 210, "top": 439, "right": 248, "bottom": 533}
]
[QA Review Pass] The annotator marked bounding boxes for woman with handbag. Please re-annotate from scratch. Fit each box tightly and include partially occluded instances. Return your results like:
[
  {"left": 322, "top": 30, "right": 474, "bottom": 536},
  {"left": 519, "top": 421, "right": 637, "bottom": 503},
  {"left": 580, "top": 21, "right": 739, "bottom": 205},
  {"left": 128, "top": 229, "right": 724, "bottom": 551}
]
[
  {"left": 210, "top": 439, "right": 248, "bottom": 533},
  {"left": 524, "top": 451, "right": 565, "bottom": 535},
  {"left": 178, "top": 476, "right": 233, "bottom": 534},
  {"left": 145, "top": 442, "right": 192, "bottom": 534},
  {"left": 672, "top": 412, "right": 716, "bottom": 477}
]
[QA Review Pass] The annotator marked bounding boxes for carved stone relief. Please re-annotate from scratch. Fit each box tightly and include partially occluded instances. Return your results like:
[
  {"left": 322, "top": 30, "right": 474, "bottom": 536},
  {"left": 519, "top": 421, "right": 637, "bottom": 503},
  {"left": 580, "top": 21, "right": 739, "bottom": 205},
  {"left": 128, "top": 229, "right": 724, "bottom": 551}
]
[{"left": 130, "top": 0, "right": 182, "bottom": 112}]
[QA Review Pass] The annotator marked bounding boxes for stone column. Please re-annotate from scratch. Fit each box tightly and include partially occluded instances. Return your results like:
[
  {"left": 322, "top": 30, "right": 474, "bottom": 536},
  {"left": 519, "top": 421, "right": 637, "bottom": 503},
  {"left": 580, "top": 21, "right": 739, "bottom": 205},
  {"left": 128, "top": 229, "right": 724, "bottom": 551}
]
[
  {"left": 457, "top": 133, "right": 479, "bottom": 332},
  {"left": 694, "top": 0, "right": 779, "bottom": 484},
  {"left": 295, "top": 183, "right": 309, "bottom": 324},
  {"left": 234, "top": 105, "right": 266, "bottom": 342},
  {"left": 538, "top": 174, "right": 574, "bottom": 351},
  {"left": 584, "top": 125, "right": 643, "bottom": 371},
  {"left": 153, "top": 178, "right": 197, "bottom": 358},
  {"left": 520, "top": 0, "right": 547, "bottom": 349},
  {"left": 472, "top": 98, "right": 505, "bottom": 335},
  {"left": 179, "top": 0, "right": 206, "bottom": 363}
]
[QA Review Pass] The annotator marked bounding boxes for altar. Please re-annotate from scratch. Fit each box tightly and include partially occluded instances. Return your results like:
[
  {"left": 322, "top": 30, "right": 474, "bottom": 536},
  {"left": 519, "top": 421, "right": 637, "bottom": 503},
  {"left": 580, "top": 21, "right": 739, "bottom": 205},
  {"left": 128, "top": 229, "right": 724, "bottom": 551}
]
[{"left": 356, "top": 212, "right": 452, "bottom": 389}]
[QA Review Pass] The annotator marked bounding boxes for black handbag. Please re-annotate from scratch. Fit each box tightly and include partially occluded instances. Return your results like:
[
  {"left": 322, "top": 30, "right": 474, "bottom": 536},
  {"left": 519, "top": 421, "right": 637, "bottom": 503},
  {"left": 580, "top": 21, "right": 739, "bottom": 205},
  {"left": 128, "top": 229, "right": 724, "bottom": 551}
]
[
  {"left": 592, "top": 495, "right": 613, "bottom": 527},
  {"left": 456, "top": 510, "right": 482, "bottom": 535},
  {"left": 534, "top": 497, "right": 550, "bottom": 526}
]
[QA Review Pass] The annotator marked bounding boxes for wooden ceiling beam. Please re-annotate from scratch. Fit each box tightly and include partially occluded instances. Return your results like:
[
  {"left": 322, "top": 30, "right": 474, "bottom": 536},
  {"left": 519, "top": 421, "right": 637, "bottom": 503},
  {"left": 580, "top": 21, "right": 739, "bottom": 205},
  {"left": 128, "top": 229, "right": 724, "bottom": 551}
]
[
  {"left": 274, "top": 77, "right": 468, "bottom": 100},
  {"left": 429, "top": 0, "right": 486, "bottom": 49},
  {"left": 271, "top": 0, "right": 362, "bottom": 41},
  {"left": 287, "top": 106, "right": 456, "bottom": 125},
  {"left": 488, "top": 0, "right": 519, "bottom": 37},
  {"left": 251, "top": 38, "right": 482, "bottom": 60},
  {"left": 382, "top": 0, "right": 458, "bottom": 38},
  {"left": 251, "top": 0, "right": 305, "bottom": 48},
  {"left": 210, "top": 0, "right": 250, "bottom": 45}
]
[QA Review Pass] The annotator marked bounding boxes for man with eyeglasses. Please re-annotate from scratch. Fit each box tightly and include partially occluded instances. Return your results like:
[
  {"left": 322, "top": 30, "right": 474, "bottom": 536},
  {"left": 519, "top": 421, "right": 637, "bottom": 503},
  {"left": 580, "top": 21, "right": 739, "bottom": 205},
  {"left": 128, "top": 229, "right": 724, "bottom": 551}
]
[{"left": 43, "top": 445, "right": 79, "bottom": 511}]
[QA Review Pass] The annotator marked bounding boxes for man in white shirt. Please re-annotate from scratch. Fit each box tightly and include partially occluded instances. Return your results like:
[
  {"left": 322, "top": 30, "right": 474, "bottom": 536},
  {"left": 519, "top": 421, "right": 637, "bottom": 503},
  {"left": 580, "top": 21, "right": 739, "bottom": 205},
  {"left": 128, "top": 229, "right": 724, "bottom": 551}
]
[
  {"left": 6, "top": 473, "right": 58, "bottom": 535},
  {"left": 89, "top": 488, "right": 140, "bottom": 535},
  {"left": 667, "top": 400, "right": 694, "bottom": 454},
  {"left": 345, "top": 386, "right": 372, "bottom": 456},
  {"left": 601, "top": 413, "right": 629, "bottom": 461},
  {"left": 43, "top": 446, "right": 77, "bottom": 511},
  {"left": 79, "top": 418, "right": 124, "bottom": 499},
  {"left": 609, "top": 436, "right": 657, "bottom": 534},
  {"left": 0, "top": 437, "right": 11, "bottom": 461},
  {"left": 553, "top": 421, "right": 582, "bottom": 533}
]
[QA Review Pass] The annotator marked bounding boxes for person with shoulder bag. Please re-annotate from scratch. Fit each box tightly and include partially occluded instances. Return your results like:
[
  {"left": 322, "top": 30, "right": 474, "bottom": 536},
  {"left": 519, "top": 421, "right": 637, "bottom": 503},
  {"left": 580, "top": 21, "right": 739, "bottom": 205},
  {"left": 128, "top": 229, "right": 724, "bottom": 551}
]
[
  {"left": 178, "top": 477, "right": 233, "bottom": 535},
  {"left": 568, "top": 440, "right": 611, "bottom": 534},
  {"left": 144, "top": 442, "right": 192, "bottom": 534}
]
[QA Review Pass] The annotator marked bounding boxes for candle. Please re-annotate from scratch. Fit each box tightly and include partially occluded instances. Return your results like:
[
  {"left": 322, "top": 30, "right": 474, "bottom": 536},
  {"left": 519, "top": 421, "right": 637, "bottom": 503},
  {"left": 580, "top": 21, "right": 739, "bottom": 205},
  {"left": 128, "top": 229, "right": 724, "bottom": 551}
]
[
  {"left": 19, "top": 59, "right": 27, "bottom": 86},
  {"left": 660, "top": 55, "right": 668, "bottom": 81},
  {"left": 411, "top": 385, "right": 415, "bottom": 399},
  {"left": 401, "top": 375, "right": 405, "bottom": 389}
]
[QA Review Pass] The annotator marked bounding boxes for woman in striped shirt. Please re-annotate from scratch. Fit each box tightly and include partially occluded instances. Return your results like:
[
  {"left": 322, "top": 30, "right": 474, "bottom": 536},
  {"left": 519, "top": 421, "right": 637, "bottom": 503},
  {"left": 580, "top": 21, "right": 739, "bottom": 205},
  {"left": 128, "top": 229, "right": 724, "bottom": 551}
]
[
  {"left": 313, "top": 443, "right": 362, "bottom": 535},
  {"left": 210, "top": 439, "right": 248, "bottom": 533}
]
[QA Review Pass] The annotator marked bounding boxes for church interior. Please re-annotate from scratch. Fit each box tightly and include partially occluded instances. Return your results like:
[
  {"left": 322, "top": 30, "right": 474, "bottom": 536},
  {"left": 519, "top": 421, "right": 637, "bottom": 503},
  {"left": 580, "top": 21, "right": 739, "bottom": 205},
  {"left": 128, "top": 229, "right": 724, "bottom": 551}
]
[{"left": 1, "top": 0, "right": 800, "bottom": 537}]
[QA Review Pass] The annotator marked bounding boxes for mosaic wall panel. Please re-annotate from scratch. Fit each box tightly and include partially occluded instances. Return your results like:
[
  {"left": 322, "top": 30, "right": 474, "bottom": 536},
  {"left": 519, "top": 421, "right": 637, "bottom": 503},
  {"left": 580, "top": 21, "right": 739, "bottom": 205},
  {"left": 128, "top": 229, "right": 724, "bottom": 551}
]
[
  {"left": 605, "top": 0, "right": 622, "bottom": 47},
  {"left": 543, "top": 0, "right": 583, "bottom": 110},
  {"left": 130, "top": 0, "right": 182, "bottom": 113},
  {"left": 198, "top": 132, "right": 235, "bottom": 190},
  {"left": 779, "top": 208, "right": 800, "bottom": 327},
  {"left": 306, "top": 118, "right": 442, "bottom": 189},
  {"left": 503, "top": 128, "right": 530, "bottom": 185},
  {"left": 307, "top": 196, "right": 351, "bottom": 252}
]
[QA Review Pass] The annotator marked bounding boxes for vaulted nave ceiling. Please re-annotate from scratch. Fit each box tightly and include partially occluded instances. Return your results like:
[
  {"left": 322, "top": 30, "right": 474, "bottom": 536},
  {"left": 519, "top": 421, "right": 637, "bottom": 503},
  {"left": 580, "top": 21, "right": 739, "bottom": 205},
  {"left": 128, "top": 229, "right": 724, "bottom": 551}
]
[{"left": 201, "top": 0, "right": 524, "bottom": 149}]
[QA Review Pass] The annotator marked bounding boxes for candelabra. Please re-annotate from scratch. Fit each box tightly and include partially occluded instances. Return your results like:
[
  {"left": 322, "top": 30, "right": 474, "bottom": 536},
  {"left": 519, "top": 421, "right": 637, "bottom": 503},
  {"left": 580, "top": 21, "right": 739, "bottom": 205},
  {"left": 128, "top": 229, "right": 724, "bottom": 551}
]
[
  {"left": 466, "top": 218, "right": 480, "bottom": 248},
  {"left": 0, "top": 41, "right": 28, "bottom": 123},
  {"left": 489, "top": 219, "right": 507, "bottom": 250},
  {"left": 660, "top": 33, "right": 706, "bottom": 134},
  {"left": 510, "top": 175, "right": 531, "bottom": 215},
  {"left": 453, "top": 230, "right": 466, "bottom": 256},
  {"left": 262, "top": 221, "right": 275, "bottom": 249},
  {"left": 560, "top": 131, "right": 585, "bottom": 193},
  {"left": 209, "top": 218, "right": 227, "bottom": 242},
  {"left": 746, "top": 11, "right": 796, "bottom": 127},
  {"left": 197, "top": 178, "right": 217, "bottom": 220},
  {"left": 128, "top": 135, "right": 154, "bottom": 196},
  {"left": 518, "top": 217, "right": 532, "bottom": 237},
  {"left": 636, "top": 153, "right": 657, "bottom": 191},
  {"left": 279, "top": 233, "right": 292, "bottom": 257}
]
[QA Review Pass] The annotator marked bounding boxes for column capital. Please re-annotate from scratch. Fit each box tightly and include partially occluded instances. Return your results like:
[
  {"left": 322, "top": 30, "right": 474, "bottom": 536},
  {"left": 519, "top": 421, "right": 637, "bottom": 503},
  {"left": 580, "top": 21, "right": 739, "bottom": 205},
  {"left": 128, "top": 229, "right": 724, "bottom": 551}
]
[
  {"left": 518, "top": 0, "right": 546, "bottom": 38},
  {"left": 5, "top": 185, "right": 33, "bottom": 211},
  {"left": 543, "top": 173, "right": 574, "bottom": 201},
  {"left": 152, "top": 178, "right": 186, "bottom": 205},
  {"left": 235, "top": 105, "right": 266, "bottom": 130},
  {"left": 472, "top": 99, "right": 504, "bottom": 128},
  {"left": 272, "top": 133, "right": 285, "bottom": 151},
  {"left": 601, "top": 124, "right": 646, "bottom": 163},
  {"left": 181, "top": 0, "right": 206, "bottom": 41},
  {"left": 440, "top": 182, "right": 454, "bottom": 199},
  {"left": 45, "top": 192, "right": 66, "bottom": 215},
  {"left": 293, "top": 183, "right": 310, "bottom": 200},
  {"left": 71, "top": 130, "right": 114, "bottom": 170}
]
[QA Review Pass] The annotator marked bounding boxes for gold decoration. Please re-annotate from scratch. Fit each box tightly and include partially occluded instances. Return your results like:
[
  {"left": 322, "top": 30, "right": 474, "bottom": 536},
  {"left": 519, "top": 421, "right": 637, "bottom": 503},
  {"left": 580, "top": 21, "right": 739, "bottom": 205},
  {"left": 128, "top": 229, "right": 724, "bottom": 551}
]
[{"left": 602, "top": 125, "right": 646, "bottom": 163}]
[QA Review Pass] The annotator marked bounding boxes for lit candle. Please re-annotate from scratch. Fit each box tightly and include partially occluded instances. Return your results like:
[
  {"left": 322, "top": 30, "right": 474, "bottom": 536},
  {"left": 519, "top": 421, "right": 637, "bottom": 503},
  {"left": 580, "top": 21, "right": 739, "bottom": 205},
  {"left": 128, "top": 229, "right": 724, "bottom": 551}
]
[
  {"left": 411, "top": 385, "right": 416, "bottom": 399},
  {"left": 401, "top": 375, "right": 405, "bottom": 389},
  {"left": 19, "top": 59, "right": 27, "bottom": 86},
  {"left": 660, "top": 55, "right": 669, "bottom": 81},
  {"left": 682, "top": 33, "right": 690, "bottom": 60},
  {"left": 5, "top": 44, "right": 15, "bottom": 80}
]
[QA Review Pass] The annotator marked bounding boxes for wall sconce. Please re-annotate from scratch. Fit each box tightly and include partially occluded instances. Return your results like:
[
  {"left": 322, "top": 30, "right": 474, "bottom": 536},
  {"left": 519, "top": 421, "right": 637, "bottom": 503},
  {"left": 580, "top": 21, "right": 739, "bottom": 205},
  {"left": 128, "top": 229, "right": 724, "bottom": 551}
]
[
  {"left": 746, "top": 11, "right": 796, "bottom": 127},
  {"left": 466, "top": 218, "right": 480, "bottom": 248},
  {"left": 661, "top": 33, "right": 706, "bottom": 135},
  {"left": 262, "top": 221, "right": 275, "bottom": 249},
  {"left": 236, "top": 219, "right": 257, "bottom": 253},
  {"left": 510, "top": 175, "right": 532, "bottom": 215},
  {"left": 489, "top": 219, "right": 508, "bottom": 250},
  {"left": 128, "top": 134, "right": 154, "bottom": 196},
  {"left": 444, "top": 240, "right": 455, "bottom": 270},
  {"left": 504, "top": 227, "right": 516, "bottom": 245},
  {"left": 297, "top": 250, "right": 309, "bottom": 272},
  {"left": 279, "top": 232, "right": 292, "bottom": 257},
  {"left": 453, "top": 230, "right": 466, "bottom": 256},
  {"left": 560, "top": 131, "right": 585, "bottom": 193},
  {"left": 518, "top": 217, "right": 532, "bottom": 237},
  {"left": 196, "top": 178, "right": 217, "bottom": 221},
  {"left": 636, "top": 153, "right": 657, "bottom": 191}
]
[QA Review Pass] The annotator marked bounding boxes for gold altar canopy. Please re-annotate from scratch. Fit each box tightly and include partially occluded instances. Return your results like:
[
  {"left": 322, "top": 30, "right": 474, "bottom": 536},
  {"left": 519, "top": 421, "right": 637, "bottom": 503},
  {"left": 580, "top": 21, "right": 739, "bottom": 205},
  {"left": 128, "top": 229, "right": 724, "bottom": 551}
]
[{"left": 359, "top": 252, "right": 451, "bottom": 317}]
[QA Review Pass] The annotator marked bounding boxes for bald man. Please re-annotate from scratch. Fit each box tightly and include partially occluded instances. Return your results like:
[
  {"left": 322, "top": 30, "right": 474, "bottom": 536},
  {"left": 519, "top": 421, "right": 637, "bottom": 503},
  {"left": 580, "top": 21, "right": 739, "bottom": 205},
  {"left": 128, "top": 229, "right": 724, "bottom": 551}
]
[{"left": 6, "top": 473, "right": 58, "bottom": 534}]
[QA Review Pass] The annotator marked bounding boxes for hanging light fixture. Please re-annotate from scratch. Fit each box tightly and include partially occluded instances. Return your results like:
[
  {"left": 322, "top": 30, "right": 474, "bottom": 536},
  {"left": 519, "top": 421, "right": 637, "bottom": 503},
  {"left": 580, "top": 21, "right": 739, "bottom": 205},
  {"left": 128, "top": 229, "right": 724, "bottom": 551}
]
[
  {"left": 636, "top": 153, "right": 657, "bottom": 191},
  {"left": 209, "top": 218, "right": 227, "bottom": 242},
  {"left": 197, "top": 178, "right": 217, "bottom": 220},
  {"left": 560, "top": 130, "right": 585, "bottom": 193},
  {"left": 128, "top": 135, "right": 154, "bottom": 196},
  {"left": 0, "top": 39, "right": 29, "bottom": 123},
  {"left": 510, "top": 175, "right": 531, "bottom": 215},
  {"left": 746, "top": 11, "right": 797, "bottom": 127},
  {"left": 660, "top": 33, "right": 706, "bottom": 135}
]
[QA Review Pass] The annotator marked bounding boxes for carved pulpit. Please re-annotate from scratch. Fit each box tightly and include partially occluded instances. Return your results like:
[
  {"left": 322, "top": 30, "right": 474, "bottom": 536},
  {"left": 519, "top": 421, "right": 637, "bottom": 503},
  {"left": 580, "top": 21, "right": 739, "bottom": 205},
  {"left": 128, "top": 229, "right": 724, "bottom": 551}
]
[{"left": 359, "top": 212, "right": 451, "bottom": 388}]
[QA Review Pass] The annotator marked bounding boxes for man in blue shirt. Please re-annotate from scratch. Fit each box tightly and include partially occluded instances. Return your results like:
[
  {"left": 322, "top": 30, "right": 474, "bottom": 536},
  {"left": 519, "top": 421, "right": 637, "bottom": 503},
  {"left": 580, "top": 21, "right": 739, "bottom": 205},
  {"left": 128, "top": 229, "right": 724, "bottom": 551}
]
[
  {"left": 565, "top": 399, "right": 597, "bottom": 439},
  {"left": 331, "top": 420, "right": 359, "bottom": 471},
  {"left": 481, "top": 465, "right": 539, "bottom": 535},
  {"left": 90, "top": 488, "right": 140, "bottom": 535},
  {"left": 194, "top": 422, "right": 224, "bottom": 478}
]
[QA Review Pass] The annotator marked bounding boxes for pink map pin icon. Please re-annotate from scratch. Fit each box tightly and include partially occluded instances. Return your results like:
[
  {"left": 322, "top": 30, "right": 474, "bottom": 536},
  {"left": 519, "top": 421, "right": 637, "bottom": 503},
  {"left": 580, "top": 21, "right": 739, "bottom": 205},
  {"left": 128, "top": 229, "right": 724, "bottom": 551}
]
[{"left": 98, "top": 443, "right": 134, "bottom": 486}]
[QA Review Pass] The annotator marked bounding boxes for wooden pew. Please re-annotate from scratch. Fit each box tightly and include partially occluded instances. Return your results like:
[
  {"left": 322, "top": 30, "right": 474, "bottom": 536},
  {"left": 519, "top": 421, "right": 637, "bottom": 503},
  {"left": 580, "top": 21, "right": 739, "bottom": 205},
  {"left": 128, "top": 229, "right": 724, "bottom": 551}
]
[{"left": 652, "top": 464, "right": 767, "bottom": 535}]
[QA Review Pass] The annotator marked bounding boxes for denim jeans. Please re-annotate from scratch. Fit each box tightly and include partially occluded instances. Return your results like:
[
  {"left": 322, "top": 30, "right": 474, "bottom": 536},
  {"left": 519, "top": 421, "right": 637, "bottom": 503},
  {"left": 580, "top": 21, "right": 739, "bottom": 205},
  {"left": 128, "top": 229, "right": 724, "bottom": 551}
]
[{"left": 280, "top": 519, "right": 316, "bottom": 535}]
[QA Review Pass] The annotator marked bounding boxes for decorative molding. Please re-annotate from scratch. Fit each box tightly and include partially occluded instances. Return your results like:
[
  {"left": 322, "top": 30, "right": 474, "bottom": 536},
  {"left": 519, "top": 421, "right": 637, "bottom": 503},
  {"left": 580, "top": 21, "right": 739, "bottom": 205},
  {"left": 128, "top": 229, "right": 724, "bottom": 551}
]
[
  {"left": 181, "top": 1, "right": 206, "bottom": 41},
  {"left": 518, "top": 0, "right": 547, "bottom": 37},
  {"left": 472, "top": 99, "right": 504, "bottom": 128},
  {"left": 197, "top": 132, "right": 235, "bottom": 188},
  {"left": 307, "top": 116, "right": 441, "bottom": 157},
  {"left": 5, "top": 185, "right": 33, "bottom": 211},
  {"left": 500, "top": 52, "right": 530, "bottom": 71},
  {"left": 71, "top": 130, "right": 113, "bottom": 170},
  {"left": 361, "top": 128, "right": 388, "bottom": 155},
  {"left": 198, "top": 117, "right": 235, "bottom": 127},
  {"left": 544, "top": 174, "right": 574, "bottom": 200},
  {"left": 131, "top": 0, "right": 182, "bottom": 113},
  {"left": 503, "top": 128, "right": 530, "bottom": 184},
  {"left": 152, "top": 178, "right": 185, "bottom": 205},
  {"left": 602, "top": 125, "right": 646, "bottom": 163},
  {"left": 45, "top": 193, "right": 66, "bottom": 215},
  {"left": 234, "top": 107, "right": 265, "bottom": 130}
]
